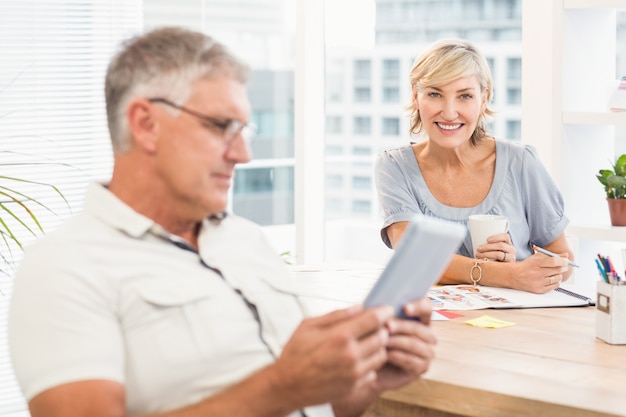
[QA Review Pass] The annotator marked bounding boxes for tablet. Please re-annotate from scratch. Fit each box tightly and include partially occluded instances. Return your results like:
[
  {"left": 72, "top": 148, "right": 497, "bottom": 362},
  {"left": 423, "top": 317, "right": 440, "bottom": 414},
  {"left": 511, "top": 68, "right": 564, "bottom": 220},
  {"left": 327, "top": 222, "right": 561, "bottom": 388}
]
[{"left": 363, "top": 215, "right": 465, "bottom": 318}]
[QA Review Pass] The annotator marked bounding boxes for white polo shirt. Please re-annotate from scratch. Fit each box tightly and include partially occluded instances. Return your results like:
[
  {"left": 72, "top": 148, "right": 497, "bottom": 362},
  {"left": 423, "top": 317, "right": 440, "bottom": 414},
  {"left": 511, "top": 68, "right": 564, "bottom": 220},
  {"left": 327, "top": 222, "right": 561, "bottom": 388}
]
[{"left": 9, "top": 183, "right": 333, "bottom": 417}]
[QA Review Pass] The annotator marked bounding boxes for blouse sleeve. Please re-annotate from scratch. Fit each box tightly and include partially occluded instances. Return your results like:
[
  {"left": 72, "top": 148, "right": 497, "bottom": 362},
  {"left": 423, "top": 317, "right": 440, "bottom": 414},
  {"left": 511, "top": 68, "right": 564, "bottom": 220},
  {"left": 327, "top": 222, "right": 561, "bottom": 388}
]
[
  {"left": 519, "top": 144, "right": 569, "bottom": 247},
  {"left": 374, "top": 148, "right": 424, "bottom": 248}
]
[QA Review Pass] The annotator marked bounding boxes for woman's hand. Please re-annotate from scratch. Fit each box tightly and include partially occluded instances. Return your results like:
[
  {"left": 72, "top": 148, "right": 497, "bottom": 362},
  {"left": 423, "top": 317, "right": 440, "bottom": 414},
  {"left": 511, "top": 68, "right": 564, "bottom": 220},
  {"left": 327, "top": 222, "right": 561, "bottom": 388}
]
[
  {"left": 508, "top": 253, "right": 570, "bottom": 294},
  {"left": 475, "top": 232, "right": 516, "bottom": 263}
]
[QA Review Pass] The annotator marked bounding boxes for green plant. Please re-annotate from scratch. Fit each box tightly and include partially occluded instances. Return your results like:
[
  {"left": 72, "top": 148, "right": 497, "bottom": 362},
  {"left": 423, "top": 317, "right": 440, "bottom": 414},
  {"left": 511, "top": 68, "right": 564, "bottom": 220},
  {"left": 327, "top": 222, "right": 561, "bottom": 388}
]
[
  {"left": 0, "top": 167, "right": 69, "bottom": 282},
  {"left": 597, "top": 154, "right": 626, "bottom": 199}
]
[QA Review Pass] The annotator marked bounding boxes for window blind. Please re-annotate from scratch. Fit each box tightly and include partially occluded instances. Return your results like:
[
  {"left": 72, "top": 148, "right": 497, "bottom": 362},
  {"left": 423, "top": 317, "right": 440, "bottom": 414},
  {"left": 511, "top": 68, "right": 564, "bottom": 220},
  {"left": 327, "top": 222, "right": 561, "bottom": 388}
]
[{"left": 0, "top": 1, "right": 142, "bottom": 414}]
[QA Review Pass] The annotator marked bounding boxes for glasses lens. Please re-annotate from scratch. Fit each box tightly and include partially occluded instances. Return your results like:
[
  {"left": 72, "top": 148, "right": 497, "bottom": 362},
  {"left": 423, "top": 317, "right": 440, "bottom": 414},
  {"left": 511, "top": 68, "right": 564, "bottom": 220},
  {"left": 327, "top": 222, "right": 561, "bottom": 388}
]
[
  {"left": 241, "top": 123, "right": 256, "bottom": 142},
  {"left": 225, "top": 121, "right": 256, "bottom": 143}
]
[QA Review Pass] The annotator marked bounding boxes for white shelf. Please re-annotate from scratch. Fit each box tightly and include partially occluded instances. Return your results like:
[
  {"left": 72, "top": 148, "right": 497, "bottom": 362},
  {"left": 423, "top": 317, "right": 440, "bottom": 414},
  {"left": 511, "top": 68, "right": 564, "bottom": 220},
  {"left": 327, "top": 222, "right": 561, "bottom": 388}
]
[
  {"left": 563, "top": 111, "right": 626, "bottom": 125},
  {"left": 525, "top": 2, "right": 626, "bottom": 248},
  {"left": 566, "top": 224, "right": 626, "bottom": 242},
  {"left": 564, "top": 0, "right": 626, "bottom": 9}
]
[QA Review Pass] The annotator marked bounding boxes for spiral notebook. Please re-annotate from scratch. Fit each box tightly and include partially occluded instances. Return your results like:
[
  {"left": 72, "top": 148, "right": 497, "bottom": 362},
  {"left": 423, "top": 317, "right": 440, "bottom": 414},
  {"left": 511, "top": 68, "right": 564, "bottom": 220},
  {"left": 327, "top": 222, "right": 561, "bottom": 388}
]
[{"left": 428, "top": 284, "right": 595, "bottom": 310}]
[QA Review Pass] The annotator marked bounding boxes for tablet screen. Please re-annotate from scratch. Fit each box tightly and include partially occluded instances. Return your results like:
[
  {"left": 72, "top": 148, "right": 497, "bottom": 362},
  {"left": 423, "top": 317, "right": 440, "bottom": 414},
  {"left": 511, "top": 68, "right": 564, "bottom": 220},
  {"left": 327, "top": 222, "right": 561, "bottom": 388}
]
[{"left": 363, "top": 215, "right": 465, "bottom": 318}]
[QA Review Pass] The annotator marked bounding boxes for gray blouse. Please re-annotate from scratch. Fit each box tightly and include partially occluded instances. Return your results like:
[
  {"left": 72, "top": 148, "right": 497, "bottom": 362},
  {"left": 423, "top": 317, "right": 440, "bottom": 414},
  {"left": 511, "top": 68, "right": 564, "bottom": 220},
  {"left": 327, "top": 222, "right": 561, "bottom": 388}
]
[{"left": 374, "top": 140, "right": 569, "bottom": 260}]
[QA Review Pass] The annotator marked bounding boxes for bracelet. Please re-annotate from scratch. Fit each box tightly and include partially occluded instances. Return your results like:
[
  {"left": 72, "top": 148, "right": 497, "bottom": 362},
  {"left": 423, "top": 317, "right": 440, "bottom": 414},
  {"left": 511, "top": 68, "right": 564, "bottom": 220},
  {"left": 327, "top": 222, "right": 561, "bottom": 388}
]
[{"left": 470, "top": 259, "right": 488, "bottom": 287}]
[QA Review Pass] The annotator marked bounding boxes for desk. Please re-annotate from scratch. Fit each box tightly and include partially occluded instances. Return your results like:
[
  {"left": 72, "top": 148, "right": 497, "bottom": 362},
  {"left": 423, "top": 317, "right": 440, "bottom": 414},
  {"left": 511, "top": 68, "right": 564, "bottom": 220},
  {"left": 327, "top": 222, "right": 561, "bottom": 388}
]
[
  {"left": 292, "top": 267, "right": 626, "bottom": 417},
  {"left": 364, "top": 307, "right": 625, "bottom": 417}
]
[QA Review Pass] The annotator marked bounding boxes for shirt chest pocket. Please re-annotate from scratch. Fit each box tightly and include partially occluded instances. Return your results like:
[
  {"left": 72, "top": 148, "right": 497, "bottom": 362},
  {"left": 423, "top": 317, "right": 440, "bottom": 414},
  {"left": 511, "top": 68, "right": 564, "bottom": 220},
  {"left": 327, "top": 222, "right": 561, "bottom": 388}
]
[{"left": 124, "top": 283, "right": 221, "bottom": 365}]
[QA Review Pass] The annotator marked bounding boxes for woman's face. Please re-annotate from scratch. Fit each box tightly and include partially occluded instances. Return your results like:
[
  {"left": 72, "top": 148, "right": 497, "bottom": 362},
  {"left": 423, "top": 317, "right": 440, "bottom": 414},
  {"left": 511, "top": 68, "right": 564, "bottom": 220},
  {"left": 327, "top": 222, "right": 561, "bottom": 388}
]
[{"left": 414, "top": 75, "right": 485, "bottom": 148}]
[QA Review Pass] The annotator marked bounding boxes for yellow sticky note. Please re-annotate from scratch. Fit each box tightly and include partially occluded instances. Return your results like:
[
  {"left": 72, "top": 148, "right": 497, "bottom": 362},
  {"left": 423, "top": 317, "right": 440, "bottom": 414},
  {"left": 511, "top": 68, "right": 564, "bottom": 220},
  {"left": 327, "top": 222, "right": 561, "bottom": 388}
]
[{"left": 465, "top": 315, "right": 515, "bottom": 328}]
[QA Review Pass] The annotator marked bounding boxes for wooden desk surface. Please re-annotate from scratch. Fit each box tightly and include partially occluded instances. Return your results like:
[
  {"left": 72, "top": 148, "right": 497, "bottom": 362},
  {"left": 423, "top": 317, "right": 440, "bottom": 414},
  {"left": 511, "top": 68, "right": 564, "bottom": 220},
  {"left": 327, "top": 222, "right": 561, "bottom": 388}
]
[
  {"left": 366, "top": 307, "right": 626, "bottom": 417},
  {"left": 291, "top": 266, "right": 626, "bottom": 417}
]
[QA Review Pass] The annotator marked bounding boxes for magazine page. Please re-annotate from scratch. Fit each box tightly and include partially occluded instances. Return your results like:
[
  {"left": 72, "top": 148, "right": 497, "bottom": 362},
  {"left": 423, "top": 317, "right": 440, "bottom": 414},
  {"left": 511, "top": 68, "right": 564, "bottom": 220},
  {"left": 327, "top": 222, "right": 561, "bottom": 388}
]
[{"left": 428, "top": 285, "right": 593, "bottom": 310}]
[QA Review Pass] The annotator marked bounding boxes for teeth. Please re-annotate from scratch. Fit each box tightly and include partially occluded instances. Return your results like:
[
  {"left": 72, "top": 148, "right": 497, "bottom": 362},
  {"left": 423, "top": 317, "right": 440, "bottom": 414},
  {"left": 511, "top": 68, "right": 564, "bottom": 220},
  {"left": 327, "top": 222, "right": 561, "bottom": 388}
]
[{"left": 437, "top": 123, "right": 461, "bottom": 130}]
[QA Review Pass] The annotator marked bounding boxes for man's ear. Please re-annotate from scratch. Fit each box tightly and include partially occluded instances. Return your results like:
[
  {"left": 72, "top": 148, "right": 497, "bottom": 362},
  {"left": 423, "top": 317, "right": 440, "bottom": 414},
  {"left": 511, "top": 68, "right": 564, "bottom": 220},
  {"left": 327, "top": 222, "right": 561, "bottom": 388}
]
[{"left": 127, "top": 98, "right": 159, "bottom": 153}]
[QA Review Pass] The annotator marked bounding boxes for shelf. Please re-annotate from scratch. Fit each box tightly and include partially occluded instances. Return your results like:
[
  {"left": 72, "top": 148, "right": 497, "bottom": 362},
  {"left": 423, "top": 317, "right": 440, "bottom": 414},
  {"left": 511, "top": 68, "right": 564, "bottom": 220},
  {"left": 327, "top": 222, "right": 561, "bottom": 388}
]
[
  {"left": 566, "top": 224, "right": 626, "bottom": 242},
  {"left": 564, "top": 0, "right": 626, "bottom": 9},
  {"left": 562, "top": 111, "right": 626, "bottom": 125}
]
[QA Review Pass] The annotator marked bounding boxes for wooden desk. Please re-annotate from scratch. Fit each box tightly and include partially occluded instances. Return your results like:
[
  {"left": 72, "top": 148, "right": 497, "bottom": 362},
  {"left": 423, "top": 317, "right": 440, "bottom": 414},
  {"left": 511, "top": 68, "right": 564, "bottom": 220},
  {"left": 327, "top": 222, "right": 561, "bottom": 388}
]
[
  {"left": 364, "top": 307, "right": 626, "bottom": 417},
  {"left": 291, "top": 267, "right": 626, "bottom": 417}
]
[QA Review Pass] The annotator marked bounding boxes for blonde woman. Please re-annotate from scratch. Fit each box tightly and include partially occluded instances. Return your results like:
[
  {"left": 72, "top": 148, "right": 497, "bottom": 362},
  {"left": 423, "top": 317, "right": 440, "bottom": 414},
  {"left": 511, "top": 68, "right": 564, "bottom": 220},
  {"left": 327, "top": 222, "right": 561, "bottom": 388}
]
[{"left": 375, "top": 39, "right": 575, "bottom": 294}]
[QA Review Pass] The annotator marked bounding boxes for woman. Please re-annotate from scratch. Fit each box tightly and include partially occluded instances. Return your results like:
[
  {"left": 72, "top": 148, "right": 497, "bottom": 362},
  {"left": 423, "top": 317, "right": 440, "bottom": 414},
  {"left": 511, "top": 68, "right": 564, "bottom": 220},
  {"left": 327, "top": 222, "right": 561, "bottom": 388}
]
[{"left": 374, "top": 39, "right": 574, "bottom": 294}]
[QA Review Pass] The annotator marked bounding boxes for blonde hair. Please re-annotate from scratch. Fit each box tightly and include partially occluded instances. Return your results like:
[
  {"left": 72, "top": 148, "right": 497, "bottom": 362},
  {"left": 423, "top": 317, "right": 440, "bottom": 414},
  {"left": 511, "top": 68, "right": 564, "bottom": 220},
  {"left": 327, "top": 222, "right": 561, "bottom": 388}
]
[
  {"left": 105, "top": 27, "right": 249, "bottom": 153},
  {"left": 408, "top": 39, "right": 494, "bottom": 146}
]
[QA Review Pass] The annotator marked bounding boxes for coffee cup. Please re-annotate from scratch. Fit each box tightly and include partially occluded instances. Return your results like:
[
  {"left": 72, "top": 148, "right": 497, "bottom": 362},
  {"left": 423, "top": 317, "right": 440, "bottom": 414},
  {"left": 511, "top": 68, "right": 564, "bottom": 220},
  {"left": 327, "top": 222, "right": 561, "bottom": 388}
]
[{"left": 468, "top": 214, "right": 510, "bottom": 258}]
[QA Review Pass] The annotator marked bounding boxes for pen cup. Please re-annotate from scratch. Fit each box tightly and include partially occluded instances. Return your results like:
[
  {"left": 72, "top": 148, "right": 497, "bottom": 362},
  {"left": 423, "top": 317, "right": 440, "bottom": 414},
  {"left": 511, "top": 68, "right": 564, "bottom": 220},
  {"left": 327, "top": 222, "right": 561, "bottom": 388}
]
[{"left": 596, "top": 281, "right": 626, "bottom": 345}]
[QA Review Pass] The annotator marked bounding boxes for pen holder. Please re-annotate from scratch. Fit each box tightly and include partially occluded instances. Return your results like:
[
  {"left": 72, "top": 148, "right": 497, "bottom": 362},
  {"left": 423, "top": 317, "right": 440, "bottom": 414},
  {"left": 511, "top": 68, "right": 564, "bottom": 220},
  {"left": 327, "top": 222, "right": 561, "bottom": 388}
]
[{"left": 596, "top": 281, "right": 626, "bottom": 345}]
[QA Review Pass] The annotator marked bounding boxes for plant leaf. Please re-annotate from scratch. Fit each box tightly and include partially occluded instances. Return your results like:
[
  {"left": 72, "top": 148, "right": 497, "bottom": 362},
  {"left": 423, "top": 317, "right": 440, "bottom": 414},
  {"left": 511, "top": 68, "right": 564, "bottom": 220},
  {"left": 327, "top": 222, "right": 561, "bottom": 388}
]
[{"left": 614, "top": 154, "right": 626, "bottom": 177}]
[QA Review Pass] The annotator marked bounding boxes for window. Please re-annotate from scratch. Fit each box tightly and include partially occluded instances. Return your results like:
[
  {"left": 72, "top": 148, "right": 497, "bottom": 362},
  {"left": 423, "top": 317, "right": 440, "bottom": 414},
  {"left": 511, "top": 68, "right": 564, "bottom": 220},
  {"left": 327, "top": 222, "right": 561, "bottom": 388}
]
[
  {"left": 351, "top": 199, "right": 371, "bottom": 213},
  {"left": 352, "top": 176, "right": 372, "bottom": 189},
  {"left": 353, "top": 116, "right": 371, "bottom": 135},
  {"left": 326, "top": 145, "right": 343, "bottom": 155},
  {"left": 382, "top": 87, "right": 400, "bottom": 103},
  {"left": 354, "top": 87, "right": 371, "bottom": 103},
  {"left": 464, "top": 0, "right": 485, "bottom": 21},
  {"left": 507, "top": 88, "right": 521, "bottom": 105},
  {"left": 0, "top": 2, "right": 141, "bottom": 415},
  {"left": 382, "top": 117, "right": 400, "bottom": 136},
  {"left": 233, "top": 166, "right": 294, "bottom": 225},
  {"left": 326, "top": 174, "right": 344, "bottom": 188},
  {"left": 326, "top": 115, "right": 343, "bottom": 134},
  {"left": 382, "top": 59, "right": 400, "bottom": 80},
  {"left": 352, "top": 146, "right": 371, "bottom": 156},
  {"left": 326, "top": 58, "right": 345, "bottom": 102},
  {"left": 495, "top": 0, "right": 521, "bottom": 20},
  {"left": 507, "top": 57, "right": 522, "bottom": 81},
  {"left": 506, "top": 120, "right": 521, "bottom": 141},
  {"left": 353, "top": 59, "right": 371, "bottom": 81},
  {"left": 326, "top": 198, "right": 343, "bottom": 211}
]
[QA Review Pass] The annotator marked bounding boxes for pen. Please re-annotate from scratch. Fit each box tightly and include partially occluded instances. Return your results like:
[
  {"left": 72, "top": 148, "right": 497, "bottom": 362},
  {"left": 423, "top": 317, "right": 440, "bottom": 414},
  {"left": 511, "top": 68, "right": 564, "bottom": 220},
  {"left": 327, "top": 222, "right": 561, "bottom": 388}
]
[
  {"left": 595, "top": 258, "right": 609, "bottom": 283},
  {"left": 606, "top": 256, "right": 623, "bottom": 285},
  {"left": 532, "top": 245, "right": 580, "bottom": 268}
]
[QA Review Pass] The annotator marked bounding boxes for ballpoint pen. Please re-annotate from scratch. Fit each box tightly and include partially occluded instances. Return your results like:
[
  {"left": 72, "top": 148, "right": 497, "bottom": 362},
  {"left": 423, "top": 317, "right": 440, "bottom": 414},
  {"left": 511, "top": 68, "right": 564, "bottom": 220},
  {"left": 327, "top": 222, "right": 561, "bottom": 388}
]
[
  {"left": 595, "top": 258, "right": 609, "bottom": 283},
  {"left": 532, "top": 245, "right": 580, "bottom": 268}
]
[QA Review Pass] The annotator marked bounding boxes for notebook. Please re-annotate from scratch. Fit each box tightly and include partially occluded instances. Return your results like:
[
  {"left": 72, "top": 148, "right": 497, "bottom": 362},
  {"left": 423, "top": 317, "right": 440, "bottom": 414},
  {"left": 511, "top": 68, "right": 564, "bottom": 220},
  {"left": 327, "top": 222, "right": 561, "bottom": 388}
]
[{"left": 428, "top": 284, "right": 595, "bottom": 310}]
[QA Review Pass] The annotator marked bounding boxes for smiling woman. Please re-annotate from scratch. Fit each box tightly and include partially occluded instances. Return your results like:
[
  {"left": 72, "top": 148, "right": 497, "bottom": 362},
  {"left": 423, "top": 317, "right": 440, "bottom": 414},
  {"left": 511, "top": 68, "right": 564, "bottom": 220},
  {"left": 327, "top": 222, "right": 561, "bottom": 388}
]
[{"left": 374, "top": 38, "right": 576, "bottom": 295}]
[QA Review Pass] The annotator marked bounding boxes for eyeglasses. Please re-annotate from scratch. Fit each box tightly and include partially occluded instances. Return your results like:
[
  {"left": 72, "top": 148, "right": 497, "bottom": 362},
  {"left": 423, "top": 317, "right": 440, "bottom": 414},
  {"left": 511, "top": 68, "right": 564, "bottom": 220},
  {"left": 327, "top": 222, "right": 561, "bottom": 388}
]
[{"left": 148, "top": 97, "right": 256, "bottom": 144}]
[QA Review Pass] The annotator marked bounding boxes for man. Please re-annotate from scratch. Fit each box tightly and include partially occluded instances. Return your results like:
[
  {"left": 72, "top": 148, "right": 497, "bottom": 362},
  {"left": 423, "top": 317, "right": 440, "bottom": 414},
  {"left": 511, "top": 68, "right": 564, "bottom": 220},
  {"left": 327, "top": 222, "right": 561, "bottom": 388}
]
[{"left": 9, "top": 27, "right": 436, "bottom": 417}]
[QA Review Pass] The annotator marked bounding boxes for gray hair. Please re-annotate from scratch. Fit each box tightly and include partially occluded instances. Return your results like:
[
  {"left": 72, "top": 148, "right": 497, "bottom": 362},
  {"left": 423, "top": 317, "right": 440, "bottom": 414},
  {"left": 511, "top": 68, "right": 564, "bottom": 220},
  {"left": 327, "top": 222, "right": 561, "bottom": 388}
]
[
  {"left": 408, "top": 39, "right": 494, "bottom": 146},
  {"left": 105, "top": 26, "right": 250, "bottom": 153}
]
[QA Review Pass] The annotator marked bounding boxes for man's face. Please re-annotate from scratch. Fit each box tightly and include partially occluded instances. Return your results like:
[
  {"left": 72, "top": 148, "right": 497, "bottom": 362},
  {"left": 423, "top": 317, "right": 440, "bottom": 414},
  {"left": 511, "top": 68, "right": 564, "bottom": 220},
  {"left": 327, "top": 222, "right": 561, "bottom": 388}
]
[{"left": 152, "top": 76, "right": 252, "bottom": 219}]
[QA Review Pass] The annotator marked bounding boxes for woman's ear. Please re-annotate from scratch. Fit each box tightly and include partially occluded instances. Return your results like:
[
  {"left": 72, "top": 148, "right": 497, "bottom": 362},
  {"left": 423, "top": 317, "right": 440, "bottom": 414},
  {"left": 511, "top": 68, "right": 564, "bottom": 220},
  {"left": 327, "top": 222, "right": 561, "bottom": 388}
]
[
  {"left": 411, "top": 84, "right": 419, "bottom": 105},
  {"left": 411, "top": 85, "right": 420, "bottom": 113},
  {"left": 481, "top": 88, "right": 490, "bottom": 112},
  {"left": 127, "top": 98, "right": 159, "bottom": 153}
]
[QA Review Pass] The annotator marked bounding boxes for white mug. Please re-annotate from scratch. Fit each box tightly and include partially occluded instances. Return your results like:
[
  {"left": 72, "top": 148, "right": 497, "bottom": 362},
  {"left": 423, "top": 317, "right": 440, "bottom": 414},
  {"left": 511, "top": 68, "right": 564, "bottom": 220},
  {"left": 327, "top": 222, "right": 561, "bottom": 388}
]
[{"left": 468, "top": 214, "right": 510, "bottom": 258}]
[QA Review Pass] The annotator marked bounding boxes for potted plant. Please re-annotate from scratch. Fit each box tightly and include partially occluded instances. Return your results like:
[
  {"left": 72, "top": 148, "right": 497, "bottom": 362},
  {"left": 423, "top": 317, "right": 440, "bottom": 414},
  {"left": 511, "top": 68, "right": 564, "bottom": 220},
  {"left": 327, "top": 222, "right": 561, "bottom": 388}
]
[{"left": 596, "top": 153, "right": 626, "bottom": 226}]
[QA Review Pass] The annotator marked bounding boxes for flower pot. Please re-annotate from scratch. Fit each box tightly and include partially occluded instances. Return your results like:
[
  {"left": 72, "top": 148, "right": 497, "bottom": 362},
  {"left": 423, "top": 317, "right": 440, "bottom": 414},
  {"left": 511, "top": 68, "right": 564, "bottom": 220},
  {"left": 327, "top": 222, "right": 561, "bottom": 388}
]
[{"left": 607, "top": 198, "right": 626, "bottom": 226}]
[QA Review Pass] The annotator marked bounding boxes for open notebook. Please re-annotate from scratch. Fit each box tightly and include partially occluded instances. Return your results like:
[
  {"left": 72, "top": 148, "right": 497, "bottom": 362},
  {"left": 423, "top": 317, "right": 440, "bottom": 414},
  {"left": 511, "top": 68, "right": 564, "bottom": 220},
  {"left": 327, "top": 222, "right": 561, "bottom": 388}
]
[{"left": 428, "top": 285, "right": 595, "bottom": 310}]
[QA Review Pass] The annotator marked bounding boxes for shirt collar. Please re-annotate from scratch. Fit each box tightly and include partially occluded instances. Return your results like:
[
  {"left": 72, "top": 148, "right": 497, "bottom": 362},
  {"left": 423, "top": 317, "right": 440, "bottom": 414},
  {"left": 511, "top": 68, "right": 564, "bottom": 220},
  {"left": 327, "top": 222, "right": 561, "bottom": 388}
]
[{"left": 83, "top": 182, "right": 229, "bottom": 240}]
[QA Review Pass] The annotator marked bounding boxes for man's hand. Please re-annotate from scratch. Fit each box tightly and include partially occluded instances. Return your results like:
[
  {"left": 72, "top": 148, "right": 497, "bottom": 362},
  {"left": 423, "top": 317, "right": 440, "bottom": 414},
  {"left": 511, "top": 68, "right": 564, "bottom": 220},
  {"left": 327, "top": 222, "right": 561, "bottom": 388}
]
[
  {"left": 267, "top": 304, "right": 395, "bottom": 410},
  {"left": 332, "top": 298, "right": 436, "bottom": 417}
]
